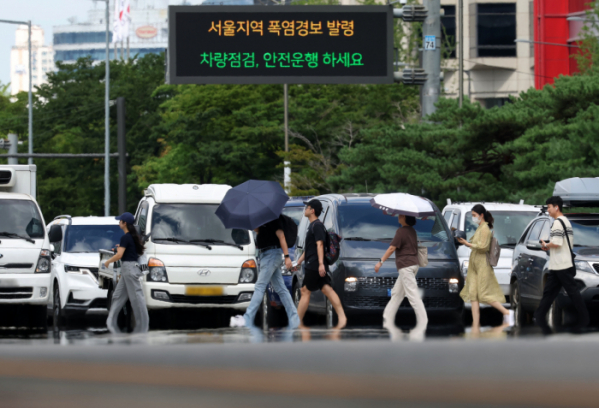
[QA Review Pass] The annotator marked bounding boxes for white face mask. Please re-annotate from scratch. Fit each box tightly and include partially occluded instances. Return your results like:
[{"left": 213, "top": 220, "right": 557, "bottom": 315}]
[{"left": 472, "top": 216, "right": 481, "bottom": 225}]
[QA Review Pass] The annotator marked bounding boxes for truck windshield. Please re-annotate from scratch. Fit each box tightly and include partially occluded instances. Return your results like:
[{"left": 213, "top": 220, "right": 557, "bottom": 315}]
[
  {"left": 465, "top": 211, "right": 538, "bottom": 247},
  {"left": 338, "top": 202, "right": 449, "bottom": 242},
  {"left": 151, "top": 204, "right": 250, "bottom": 246},
  {"left": 64, "top": 225, "right": 123, "bottom": 253},
  {"left": 0, "top": 199, "right": 44, "bottom": 239}
]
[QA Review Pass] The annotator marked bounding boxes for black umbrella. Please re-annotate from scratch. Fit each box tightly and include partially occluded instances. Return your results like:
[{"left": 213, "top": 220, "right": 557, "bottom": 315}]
[{"left": 215, "top": 180, "right": 290, "bottom": 230}]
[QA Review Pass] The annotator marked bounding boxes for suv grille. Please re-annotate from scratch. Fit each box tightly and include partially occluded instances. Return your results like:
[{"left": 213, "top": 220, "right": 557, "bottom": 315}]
[
  {"left": 357, "top": 276, "right": 450, "bottom": 291},
  {"left": 0, "top": 287, "right": 33, "bottom": 299},
  {"left": 345, "top": 295, "right": 461, "bottom": 309}
]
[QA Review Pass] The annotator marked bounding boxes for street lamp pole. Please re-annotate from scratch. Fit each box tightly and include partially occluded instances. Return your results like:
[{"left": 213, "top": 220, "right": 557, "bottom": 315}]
[
  {"left": 0, "top": 19, "right": 34, "bottom": 164},
  {"left": 105, "top": 0, "right": 110, "bottom": 216}
]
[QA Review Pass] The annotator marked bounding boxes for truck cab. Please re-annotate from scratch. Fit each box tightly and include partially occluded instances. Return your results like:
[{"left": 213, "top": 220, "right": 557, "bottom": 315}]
[
  {"left": 134, "top": 184, "right": 257, "bottom": 323},
  {"left": 0, "top": 165, "right": 51, "bottom": 330}
]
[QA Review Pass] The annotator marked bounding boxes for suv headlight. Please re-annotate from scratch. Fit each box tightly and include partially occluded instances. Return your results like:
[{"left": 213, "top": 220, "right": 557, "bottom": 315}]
[
  {"left": 575, "top": 260, "right": 597, "bottom": 275},
  {"left": 461, "top": 261, "right": 469, "bottom": 277},
  {"left": 239, "top": 260, "right": 257, "bottom": 283},
  {"left": 35, "top": 249, "right": 51, "bottom": 273},
  {"left": 147, "top": 258, "right": 168, "bottom": 282},
  {"left": 65, "top": 265, "right": 98, "bottom": 283}
]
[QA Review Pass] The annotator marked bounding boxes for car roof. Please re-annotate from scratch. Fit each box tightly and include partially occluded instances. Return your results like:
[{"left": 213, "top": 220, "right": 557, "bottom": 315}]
[
  {"left": 444, "top": 202, "right": 540, "bottom": 212},
  {"left": 48, "top": 216, "right": 119, "bottom": 227},
  {"left": 145, "top": 184, "right": 231, "bottom": 204}
]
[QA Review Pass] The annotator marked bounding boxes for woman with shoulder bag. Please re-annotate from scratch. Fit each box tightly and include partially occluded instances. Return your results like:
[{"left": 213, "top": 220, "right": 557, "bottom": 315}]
[
  {"left": 456, "top": 204, "right": 514, "bottom": 330},
  {"left": 375, "top": 214, "right": 428, "bottom": 330}
]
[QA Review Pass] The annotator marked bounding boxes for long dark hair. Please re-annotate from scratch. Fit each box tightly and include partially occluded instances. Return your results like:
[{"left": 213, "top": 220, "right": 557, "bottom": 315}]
[
  {"left": 126, "top": 222, "right": 145, "bottom": 255},
  {"left": 471, "top": 204, "right": 494, "bottom": 229}
]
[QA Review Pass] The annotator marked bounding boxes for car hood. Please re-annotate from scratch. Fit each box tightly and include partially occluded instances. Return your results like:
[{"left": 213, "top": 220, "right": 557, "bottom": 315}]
[
  {"left": 340, "top": 240, "right": 457, "bottom": 261},
  {"left": 59, "top": 252, "right": 100, "bottom": 268},
  {"left": 573, "top": 246, "right": 599, "bottom": 262}
]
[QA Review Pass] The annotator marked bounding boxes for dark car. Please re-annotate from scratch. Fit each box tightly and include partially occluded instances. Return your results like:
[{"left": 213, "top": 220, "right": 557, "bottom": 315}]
[
  {"left": 510, "top": 212, "right": 599, "bottom": 329},
  {"left": 258, "top": 196, "right": 313, "bottom": 329},
  {"left": 290, "top": 194, "right": 464, "bottom": 328}
]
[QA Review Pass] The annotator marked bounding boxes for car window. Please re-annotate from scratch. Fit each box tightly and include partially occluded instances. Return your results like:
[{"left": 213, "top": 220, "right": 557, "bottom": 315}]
[
  {"left": 540, "top": 221, "right": 551, "bottom": 242},
  {"left": 450, "top": 211, "right": 460, "bottom": 231},
  {"left": 50, "top": 224, "right": 64, "bottom": 255},
  {"left": 568, "top": 218, "right": 599, "bottom": 247},
  {"left": 0, "top": 199, "right": 44, "bottom": 239},
  {"left": 465, "top": 211, "right": 538, "bottom": 246},
  {"left": 135, "top": 200, "right": 149, "bottom": 234},
  {"left": 296, "top": 215, "right": 310, "bottom": 249},
  {"left": 323, "top": 206, "right": 335, "bottom": 231},
  {"left": 519, "top": 223, "right": 533, "bottom": 244},
  {"left": 527, "top": 221, "right": 545, "bottom": 242},
  {"left": 64, "top": 225, "right": 124, "bottom": 253},
  {"left": 444, "top": 211, "right": 452, "bottom": 223},
  {"left": 282, "top": 206, "right": 304, "bottom": 226}
]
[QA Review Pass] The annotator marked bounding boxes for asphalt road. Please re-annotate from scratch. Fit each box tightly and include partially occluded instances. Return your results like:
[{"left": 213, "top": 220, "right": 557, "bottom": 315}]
[{"left": 0, "top": 323, "right": 599, "bottom": 408}]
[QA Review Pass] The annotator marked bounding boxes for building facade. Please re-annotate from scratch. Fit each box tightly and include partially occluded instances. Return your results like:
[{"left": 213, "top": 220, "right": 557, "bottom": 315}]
[
  {"left": 10, "top": 25, "right": 54, "bottom": 95},
  {"left": 53, "top": 0, "right": 169, "bottom": 64},
  {"left": 441, "top": 0, "right": 535, "bottom": 108}
]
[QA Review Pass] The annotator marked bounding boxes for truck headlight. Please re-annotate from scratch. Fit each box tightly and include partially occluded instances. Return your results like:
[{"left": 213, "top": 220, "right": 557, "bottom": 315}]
[
  {"left": 35, "top": 249, "right": 51, "bottom": 273},
  {"left": 147, "top": 258, "right": 168, "bottom": 282},
  {"left": 461, "top": 261, "right": 469, "bottom": 277},
  {"left": 575, "top": 260, "right": 597, "bottom": 275},
  {"left": 239, "top": 260, "right": 257, "bottom": 283}
]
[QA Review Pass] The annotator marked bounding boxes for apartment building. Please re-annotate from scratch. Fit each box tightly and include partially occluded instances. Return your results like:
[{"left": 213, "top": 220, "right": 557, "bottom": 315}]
[{"left": 10, "top": 25, "right": 54, "bottom": 95}]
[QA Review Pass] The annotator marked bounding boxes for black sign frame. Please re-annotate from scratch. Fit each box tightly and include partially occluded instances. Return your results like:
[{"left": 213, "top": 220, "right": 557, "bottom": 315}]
[{"left": 167, "top": 5, "right": 394, "bottom": 85}]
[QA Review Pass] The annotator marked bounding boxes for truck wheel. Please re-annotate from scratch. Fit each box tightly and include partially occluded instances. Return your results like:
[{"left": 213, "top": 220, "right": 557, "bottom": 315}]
[
  {"left": 30, "top": 305, "right": 48, "bottom": 332},
  {"left": 52, "top": 284, "right": 66, "bottom": 329}
]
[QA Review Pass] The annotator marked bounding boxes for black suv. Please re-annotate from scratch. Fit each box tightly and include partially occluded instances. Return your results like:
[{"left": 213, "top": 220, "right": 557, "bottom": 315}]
[
  {"left": 290, "top": 194, "right": 463, "bottom": 327},
  {"left": 510, "top": 212, "right": 599, "bottom": 328}
]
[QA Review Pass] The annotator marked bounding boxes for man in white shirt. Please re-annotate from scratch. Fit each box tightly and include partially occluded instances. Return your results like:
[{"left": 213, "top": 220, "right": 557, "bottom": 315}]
[{"left": 535, "top": 196, "right": 589, "bottom": 334}]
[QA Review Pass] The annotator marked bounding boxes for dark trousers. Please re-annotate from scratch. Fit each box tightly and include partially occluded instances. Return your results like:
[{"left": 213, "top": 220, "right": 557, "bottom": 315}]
[{"left": 534, "top": 267, "right": 589, "bottom": 332}]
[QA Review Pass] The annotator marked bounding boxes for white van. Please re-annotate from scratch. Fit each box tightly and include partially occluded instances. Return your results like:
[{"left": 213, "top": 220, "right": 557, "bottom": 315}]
[
  {"left": 133, "top": 184, "right": 257, "bottom": 320},
  {"left": 442, "top": 201, "right": 540, "bottom": 306},
  {"left": 0, "top": 165, "right": 51, "bottom": 329}
]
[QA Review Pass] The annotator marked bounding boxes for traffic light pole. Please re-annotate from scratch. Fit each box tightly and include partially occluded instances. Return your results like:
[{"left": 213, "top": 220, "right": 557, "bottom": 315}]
[{"left": 421, "top": 0, "right": 441, "bottom": 118}]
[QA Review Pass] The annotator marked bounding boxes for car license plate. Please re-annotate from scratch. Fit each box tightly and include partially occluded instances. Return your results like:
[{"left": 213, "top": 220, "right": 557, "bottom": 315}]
[
  {"left": 387, "top": 288, "right": 392, "bottom": 297},
  {"left": 185, "top": 286, "right": 224, "bottom": 296}
]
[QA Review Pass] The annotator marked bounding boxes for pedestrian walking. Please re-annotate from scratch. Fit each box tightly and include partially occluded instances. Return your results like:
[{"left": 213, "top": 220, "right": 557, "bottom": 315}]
[
  {"left": 104, "top": 212, "right": 150, "bottom": 334},
  {"left": 241, "top": 215, "right": 300, "bottom": 328},
  {"left": 457, "top": 204, "right": 514, "bottom": 330},
  {"left": 295, "top": 199, "right": 347, "bottom": 329},
  {"left": 376, "top": 214, "right": 427, "bottom": 330},
  {"left": 535, "top": 196, "right": 589, "bottom": 334}
]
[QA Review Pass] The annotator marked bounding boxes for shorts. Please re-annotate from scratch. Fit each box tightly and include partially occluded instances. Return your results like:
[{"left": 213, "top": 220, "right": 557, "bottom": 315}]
[{"left": 303, "top": 268, "right": 332, "bottom": 292}]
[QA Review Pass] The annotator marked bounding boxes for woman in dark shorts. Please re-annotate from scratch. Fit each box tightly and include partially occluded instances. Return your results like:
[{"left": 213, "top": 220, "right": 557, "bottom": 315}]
[{"left": 295, "top": 199, "right": 347, "bottom": 329}]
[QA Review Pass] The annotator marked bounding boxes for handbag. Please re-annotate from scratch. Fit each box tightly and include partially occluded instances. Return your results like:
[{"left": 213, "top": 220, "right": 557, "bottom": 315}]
[
  {"left": 557, "top": 218, "right": 576, "bottom": 266},
  {"left": 417, "top": 244, "right": 428, "bottom": 267},
  {"left": 486, "top": 231, "right": 501, "bottom": 267}
]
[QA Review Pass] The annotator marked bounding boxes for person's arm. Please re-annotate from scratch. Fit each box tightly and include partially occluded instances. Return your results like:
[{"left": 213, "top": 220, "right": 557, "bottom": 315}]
[
  {"left": 375, "top": 245, "right": 397, "bottom": 273},
  {"left": 468, "top": 227, "right": 491, "bottom": 252},
  {"left": 543, "top": 222, "right": 564, "bottom": 250},
  {"left": 317, "top": 240, "right": 326, "bottom": 277},
  {"left": 104, "top": 246, "right": 125, "bottom": 268},
  {"left": 296, "top": 252, "right": 305, "bottom": 266},
  {"left": 276, "top": 229, "right": 293, "bottom": 270}
]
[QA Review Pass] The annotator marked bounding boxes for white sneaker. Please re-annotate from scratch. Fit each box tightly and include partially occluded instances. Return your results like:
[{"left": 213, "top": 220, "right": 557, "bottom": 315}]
[
  {"left": 229, "top": 315, "right": 246, "bottom": 328},
  {"left": 503, "top": 310, "right": 515, "bottom": 326}
]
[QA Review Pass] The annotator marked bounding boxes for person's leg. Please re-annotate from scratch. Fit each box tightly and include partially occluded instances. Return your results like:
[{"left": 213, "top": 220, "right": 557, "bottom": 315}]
[
  {"left": 297, "top": 285, "right": 311, "bottom": 326},
  {"left": 270, "top": 267, "right": 299, "bottom": 327},
  {"left": 122, "top": 263, "right": 149, "bottom": 333},
  {"left": 243, "top": 250, "right": 278, "bottom": 326},
  {"left": 106, "top": 276, "right": 128, "bottom": 334},
  {"left": 399, "top": 265, "right": 428, "bottom": 327},
  {"left": 534, "top": 272, "right": 562, "bottom": 334},
  {"left": 489, "top": 301, "right": 509, "bottom": 316},
  {"left": 383, "top": 272, "right": 405, "bottom": 328},
  {"left": 321, "top": 284, "right": 347, "bottom": 329},
  {"left": 471, "top": 301, "right": 480, "bottom": 328},
  {"left": 556, "top": 268, "right": 590, "bottom": 328}
]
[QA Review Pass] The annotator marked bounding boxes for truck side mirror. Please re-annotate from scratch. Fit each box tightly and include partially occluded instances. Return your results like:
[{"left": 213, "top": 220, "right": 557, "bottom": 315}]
[{"left": 48, "top": 225, "right": 63, "bottom": 243}]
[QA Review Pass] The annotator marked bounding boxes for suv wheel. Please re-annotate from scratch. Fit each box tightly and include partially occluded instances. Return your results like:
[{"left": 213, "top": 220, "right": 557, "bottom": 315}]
[
  {"left": 52, "top": 283, "right": 66, "bottom": 329},
  {"left": 511, "top": 281, "right": 530, "bottom": 326}
]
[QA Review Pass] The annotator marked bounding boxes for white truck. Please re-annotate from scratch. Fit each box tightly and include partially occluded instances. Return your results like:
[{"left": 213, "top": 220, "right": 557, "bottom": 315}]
[
  {"left": 0, "top": 165, "right": 51, "bottom": 329},
  {"left": 442, "top": 201, "right": 540, "bottom": 307},
  {"left": 99, "top": 184, "right": 258, "bottom": 328}
]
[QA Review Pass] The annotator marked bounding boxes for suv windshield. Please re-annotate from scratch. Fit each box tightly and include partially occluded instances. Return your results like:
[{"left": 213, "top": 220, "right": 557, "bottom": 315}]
[
  {"left": 282, "top": 206, "right": 304, "bottom": 226},
  {"left": 465, "top": 211, "right": 538, "bottom": 246},
  {"left": 0, "top": 199, "right": 44, "bottom": 239},
  {"left": 64, "top": 225, "right": 123, "bottom": 253},
  {"left": 568, "top": 219, "right": 599, "bottom": 247},
  {"left": 338, "top": 202, "right": 449, "bottom": 242},
  {"left": 151, "top": 204, "right": 250, "bottom": 245}
]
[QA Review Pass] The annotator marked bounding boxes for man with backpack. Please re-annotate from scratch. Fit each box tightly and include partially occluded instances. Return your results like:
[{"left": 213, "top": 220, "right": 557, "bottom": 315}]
[
  {"left": 295, "top": 199, "right": 347, "bottom": 329},
  {"left": 240, "top": 215, "right": 300, "bottom": 328},
  {"left": 536, "top": 196, "right": 589, "bottom": 334}
]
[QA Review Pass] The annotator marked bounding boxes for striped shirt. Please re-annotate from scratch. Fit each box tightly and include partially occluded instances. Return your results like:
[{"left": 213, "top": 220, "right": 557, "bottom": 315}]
[{"left": 549, "top": 216, "right": 574, "bottom": 270}]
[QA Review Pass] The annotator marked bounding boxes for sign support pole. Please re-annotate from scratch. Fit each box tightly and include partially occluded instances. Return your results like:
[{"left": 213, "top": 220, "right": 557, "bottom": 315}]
[
  {"left": 421, "top": 0, "right": 441, "bottom": 118},
  {"left": 283, "top": 83, "right": 291, "bottom": 193}
]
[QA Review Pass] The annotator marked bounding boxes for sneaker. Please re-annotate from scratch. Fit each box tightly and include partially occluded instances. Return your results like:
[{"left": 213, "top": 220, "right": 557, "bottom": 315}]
[
  {"left": 504, "top": 310, "right": 515, "bottom": 326},
  {"left": 229, "top": 315, "right": 246, "bottom": 328}
]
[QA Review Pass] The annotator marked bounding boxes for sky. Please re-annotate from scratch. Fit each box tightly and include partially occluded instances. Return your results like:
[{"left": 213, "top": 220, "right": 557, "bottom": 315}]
[{"left": 0, "top": 0, "right": 206, "bottom": 92}]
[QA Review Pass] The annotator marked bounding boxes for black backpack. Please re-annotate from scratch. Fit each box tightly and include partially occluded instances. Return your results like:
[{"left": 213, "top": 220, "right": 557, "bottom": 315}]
[{"left": 279, "top": 214, "right": 298, "bottom": 248}]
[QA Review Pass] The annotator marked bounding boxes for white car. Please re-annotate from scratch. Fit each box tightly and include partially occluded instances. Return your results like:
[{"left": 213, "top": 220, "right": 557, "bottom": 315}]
[
  {"left": 133, "top": 184, "right": 258, "bottom": 324},
  {"left": 442, "top": 201, "right": 540, "bottom": 306},
  {"left": 0, "top": 165, "right": 51, "bottom": 330},
  {"left": 46, "top": 215, "right": 123, "bottom": 327}
]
